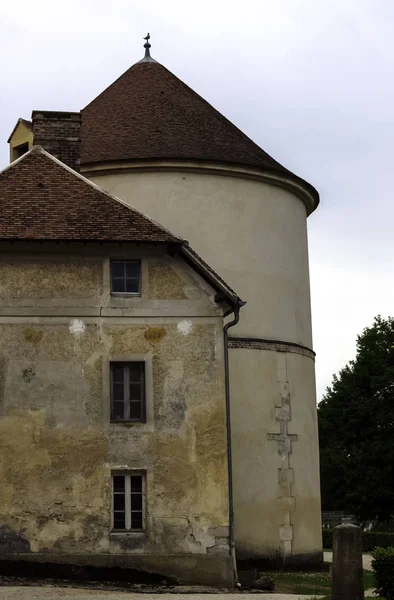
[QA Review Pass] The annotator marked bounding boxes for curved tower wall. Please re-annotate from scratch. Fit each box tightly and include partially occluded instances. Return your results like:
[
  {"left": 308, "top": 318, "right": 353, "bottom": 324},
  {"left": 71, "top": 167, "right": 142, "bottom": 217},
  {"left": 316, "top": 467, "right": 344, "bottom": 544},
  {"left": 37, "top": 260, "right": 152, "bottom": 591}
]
[{"left": 87, "top": 167, "right": 322, "bottom": 563}]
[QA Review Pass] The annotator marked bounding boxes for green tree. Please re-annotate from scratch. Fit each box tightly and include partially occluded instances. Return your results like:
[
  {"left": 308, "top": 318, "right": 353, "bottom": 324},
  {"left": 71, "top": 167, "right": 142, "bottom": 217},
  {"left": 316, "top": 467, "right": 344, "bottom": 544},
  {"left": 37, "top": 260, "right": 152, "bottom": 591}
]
[{"left": 318, "top": 315, "right": 394, "bottom": 522}]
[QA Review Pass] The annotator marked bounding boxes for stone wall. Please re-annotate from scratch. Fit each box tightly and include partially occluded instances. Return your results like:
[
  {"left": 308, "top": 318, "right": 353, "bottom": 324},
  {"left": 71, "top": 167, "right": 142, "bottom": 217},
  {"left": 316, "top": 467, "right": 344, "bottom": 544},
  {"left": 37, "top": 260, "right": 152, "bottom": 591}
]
[
  {"left": 86, "top": 166, "right": 322, "bottom": 565},
  {"left": 0, "top": 242, "right": 231, "bottom": 584}
]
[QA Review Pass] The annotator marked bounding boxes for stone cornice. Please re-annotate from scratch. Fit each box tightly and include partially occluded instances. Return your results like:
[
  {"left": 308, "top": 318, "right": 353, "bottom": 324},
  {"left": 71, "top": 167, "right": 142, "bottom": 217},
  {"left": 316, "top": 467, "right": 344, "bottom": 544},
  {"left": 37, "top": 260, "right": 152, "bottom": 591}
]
[{"left": 81, "top": 160, "right": 319, "bottom": 216}]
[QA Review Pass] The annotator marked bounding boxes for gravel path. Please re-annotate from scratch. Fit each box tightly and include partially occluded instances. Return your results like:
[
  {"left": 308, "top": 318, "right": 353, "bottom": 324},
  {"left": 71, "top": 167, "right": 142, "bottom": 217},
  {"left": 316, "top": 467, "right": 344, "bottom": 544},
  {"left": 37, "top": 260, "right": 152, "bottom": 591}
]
[
  {"left": 0, "top": 554, "right": 375, "bottom": 599},
  {"left": 1, "top": 554, "right": 376, "bottom": 599},
  {"left": 0, "top": 589, "right": 323, "bottom": 600}
]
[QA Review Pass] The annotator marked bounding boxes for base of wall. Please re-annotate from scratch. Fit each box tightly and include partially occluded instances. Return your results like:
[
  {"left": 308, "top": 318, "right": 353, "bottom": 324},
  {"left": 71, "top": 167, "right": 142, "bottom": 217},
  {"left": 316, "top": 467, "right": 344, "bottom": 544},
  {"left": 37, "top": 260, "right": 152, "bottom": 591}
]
[
  {"left": 237, "top": 551, "right": 324, "bottom": 572},
  {"left": 0, "top": 553, "right": 234, "bottom": 587}
]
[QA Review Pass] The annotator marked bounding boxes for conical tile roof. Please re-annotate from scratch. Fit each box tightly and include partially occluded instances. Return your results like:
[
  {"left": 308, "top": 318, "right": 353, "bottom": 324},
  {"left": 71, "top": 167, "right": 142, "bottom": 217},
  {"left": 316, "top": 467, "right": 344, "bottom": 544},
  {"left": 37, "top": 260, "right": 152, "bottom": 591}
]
[{"left": 80, "top": 60, "right": 318, "bottom": 208}]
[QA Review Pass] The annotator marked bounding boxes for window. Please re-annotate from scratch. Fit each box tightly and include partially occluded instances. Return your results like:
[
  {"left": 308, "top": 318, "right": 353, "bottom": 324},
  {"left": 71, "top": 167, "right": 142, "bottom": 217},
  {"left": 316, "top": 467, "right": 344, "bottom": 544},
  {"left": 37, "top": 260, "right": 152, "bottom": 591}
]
[
  {"left": 13, "top": 142, "right": 29, "bottom": 160},
  {"left": 111, "top": 260, "right": 141, "bottom": 294},
  {"left": 112, "top": 473, "right": 145, "bottom": 531},
  {"left": 110, "top": 362, "right": 146, "bottom": 422}
]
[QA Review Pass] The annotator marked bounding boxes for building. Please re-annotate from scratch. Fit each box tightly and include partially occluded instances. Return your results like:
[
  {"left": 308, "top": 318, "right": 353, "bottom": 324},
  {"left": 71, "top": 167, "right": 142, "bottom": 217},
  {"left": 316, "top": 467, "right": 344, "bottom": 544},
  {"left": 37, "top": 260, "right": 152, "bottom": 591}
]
[
  {"left": 3, "top": 37, "right": 322, "bottom": 583},
  {"left": 0, "top": 146, "right": 242, "bottom": 585}
]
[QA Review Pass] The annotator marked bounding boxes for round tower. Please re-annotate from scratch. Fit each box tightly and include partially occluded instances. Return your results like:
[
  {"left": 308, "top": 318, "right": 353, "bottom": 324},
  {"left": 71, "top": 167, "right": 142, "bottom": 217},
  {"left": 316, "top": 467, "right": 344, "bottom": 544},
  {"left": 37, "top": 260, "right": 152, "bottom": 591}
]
[{"left": 80, "top": 44, "right": 322, "bottom": 566}]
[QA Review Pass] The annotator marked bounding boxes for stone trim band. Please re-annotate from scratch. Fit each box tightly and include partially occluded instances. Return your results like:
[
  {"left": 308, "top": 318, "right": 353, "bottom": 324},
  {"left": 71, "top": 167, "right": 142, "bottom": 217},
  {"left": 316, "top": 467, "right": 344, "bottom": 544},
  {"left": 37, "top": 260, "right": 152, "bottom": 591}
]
[{"left": 228, "top": 337, "right": 315, "bottom": 360}]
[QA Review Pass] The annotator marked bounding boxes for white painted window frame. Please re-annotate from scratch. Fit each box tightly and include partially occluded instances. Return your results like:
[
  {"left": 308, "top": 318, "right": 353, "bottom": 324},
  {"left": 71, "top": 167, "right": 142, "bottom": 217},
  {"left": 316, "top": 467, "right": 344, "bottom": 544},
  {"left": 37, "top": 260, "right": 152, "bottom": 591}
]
[{"left": 112, "top": 472, "right": 146, "bottom": 532}]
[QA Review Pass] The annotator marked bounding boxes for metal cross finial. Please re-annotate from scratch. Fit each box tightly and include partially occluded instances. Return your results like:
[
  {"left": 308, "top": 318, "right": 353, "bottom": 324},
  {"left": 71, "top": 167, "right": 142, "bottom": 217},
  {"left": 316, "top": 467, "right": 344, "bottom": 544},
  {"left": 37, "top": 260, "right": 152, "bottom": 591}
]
[{"left": 143, "top": 33, "right": 151, "bottom": 58}]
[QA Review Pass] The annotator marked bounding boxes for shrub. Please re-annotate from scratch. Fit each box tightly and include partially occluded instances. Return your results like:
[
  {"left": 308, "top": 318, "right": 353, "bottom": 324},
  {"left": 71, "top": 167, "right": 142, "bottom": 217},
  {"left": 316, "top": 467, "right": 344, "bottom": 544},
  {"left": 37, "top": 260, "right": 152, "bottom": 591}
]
[
  {"left": 364, "top": 533, "right": 394, "bottom": 552},
  {"left": 372, "top": 546, "right": 394, "bottom": 600},
  {"left": 322, "top": 529, "right": 394, "bottom": 552}
]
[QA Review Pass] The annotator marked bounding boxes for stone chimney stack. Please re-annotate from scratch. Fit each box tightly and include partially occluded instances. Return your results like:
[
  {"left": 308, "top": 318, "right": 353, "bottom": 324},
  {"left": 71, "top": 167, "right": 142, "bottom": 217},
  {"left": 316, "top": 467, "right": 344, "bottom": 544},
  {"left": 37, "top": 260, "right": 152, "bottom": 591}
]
[{"left": 32, "top": 111, "right": 81, "bottom": 172}]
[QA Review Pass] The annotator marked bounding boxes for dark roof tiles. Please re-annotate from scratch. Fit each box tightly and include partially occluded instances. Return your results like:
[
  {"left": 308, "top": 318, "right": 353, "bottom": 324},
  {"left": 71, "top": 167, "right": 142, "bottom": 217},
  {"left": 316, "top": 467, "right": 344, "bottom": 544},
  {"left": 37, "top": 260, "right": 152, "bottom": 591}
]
[
  {"left": 0, "top": 146, "right": 181, "bottom": 243},
  {"left": 0, "top": 146, "right": 243, "bottom": 304},
  {"left": 80, "top": 60, "right": 319, "bottom": 210},
  {"left": 81, "top": 61, "right": 288, "bottom": 173}
]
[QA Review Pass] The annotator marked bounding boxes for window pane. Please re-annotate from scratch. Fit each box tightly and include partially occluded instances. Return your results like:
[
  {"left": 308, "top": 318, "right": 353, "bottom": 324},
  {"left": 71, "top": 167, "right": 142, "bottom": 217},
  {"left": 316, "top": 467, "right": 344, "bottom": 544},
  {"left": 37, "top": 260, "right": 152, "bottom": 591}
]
[
  {"left": 130, "top": 476, "right": 142, "bottom": 492},
  {"left": 114, "top": 494, "right": 125, "bottom": 510},
  {"left": 112, "top": 402, "right": 124, "bottom": 420},
  {"left": 130, "top": 402, "right": 141, "bottom": 420},
  {"left": 131, "top": 493, "right": 142, "bottom": 511},
  {"left": 111, "top": 262, "right": 125, "bottom": 278},
  {"left": 111, "top": 365, "right": 124, "bottom": 383},
  {"left": 112, "top": 278, "right": 126, "bottom": 293},
  {"left": 125, "top": 262, "right": 140, "bottom": 278},
  {"left": 129, "top": 363, "right": 143, "bottom": 382},
  {"left": 111, "top": 261, "right": 140, "bottom": 295},
  {"left": 113, "top": 476, "right": 125, "bottom": 492},
  {"left": 125, "top": 278, "right": 139, "bottom": 293},
  {"left": 114, "top": 512, "right": 126, "bottom": 529},
  {"left": 113, "top": 383, "right": 124, "bottom": 402},
  {"left": 131, "top": 512, "right": 143, "bottom": 529},
  {"left": 130, "top": 382, "right": 141, "bottom": 401}
]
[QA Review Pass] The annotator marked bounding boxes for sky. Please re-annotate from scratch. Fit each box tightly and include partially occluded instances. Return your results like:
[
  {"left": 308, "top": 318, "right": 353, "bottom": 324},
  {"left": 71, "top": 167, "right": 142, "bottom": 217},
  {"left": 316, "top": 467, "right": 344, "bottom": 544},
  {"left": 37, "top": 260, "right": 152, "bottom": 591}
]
[{"left": 1, "top": 0, "right": 393, "bottom": 400}]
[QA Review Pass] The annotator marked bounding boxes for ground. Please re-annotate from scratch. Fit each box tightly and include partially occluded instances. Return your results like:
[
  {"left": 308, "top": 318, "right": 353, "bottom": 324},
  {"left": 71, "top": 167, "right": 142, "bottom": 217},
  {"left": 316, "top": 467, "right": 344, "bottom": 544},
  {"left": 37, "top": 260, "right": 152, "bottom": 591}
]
[
  {"left": 0, "top": 591, "right": 323, "bottom": 600},
  {"left": 0, "top": 553, "right": 376, "bottom": 599}
]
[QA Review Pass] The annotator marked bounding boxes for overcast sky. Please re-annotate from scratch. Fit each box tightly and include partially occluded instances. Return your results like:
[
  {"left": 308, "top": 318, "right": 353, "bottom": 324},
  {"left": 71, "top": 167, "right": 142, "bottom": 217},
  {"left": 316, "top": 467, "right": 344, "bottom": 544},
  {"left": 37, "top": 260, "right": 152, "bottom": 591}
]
[{"left": 1, "top": 0, "right": 393, "bottom": 400}]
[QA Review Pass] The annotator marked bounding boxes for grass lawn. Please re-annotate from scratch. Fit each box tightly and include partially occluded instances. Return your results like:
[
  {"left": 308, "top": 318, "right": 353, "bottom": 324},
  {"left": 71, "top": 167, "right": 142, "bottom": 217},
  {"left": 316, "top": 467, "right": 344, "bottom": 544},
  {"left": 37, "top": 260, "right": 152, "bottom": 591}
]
[{"left": 267, "top": 567, "right": 375, "bottom": 596}]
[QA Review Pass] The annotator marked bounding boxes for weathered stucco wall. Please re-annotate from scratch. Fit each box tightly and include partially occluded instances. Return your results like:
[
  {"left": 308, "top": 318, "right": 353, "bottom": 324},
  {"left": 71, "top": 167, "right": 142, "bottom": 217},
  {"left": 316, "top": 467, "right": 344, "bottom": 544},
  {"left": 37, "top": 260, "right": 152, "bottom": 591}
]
[
  {"left": 229, "top": 348, "right": 322, "bottom": 563},
  {"left": 88, "top": 169, "right": 313, "bottom": 346},
  {"left": 0, "top": 244, "right": 231, "bottom": 583},
  {"left": 86, "top": 167, "right": 322, "bottom": 565}
]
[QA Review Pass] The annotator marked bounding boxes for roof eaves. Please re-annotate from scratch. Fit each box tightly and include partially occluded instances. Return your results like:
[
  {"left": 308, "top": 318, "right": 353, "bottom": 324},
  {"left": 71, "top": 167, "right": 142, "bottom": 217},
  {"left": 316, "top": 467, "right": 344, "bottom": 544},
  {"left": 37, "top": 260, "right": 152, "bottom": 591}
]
[
  {"left": 178, "top": 244, "right": 244, "bottom": 307},
  {"left": 79, "top": 156, "right": 319, "bottom": 215}
]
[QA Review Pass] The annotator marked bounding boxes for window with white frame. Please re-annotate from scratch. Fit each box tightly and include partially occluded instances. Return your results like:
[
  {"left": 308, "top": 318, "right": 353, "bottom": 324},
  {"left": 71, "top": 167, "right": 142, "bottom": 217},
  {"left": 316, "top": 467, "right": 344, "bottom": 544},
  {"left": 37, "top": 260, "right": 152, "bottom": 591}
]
[{"left": 112, "top": 473, "right": 145, "bottom": 531}]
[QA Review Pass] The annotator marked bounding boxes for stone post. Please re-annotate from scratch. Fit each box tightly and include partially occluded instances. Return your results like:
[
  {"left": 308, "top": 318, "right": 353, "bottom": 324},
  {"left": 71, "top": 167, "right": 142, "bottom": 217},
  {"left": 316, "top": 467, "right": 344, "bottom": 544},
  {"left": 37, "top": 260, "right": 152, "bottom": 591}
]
[{"left": 332, "top": 523, "right": 364, "bottom": 600}]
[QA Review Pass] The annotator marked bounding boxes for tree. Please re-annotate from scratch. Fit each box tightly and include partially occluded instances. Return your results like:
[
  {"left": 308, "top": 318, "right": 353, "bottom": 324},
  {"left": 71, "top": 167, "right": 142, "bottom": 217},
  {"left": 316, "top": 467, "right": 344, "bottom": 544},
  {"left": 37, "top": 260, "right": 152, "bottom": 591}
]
[{"left": 318, "top": 315, "right": 394, "bottom": 522}]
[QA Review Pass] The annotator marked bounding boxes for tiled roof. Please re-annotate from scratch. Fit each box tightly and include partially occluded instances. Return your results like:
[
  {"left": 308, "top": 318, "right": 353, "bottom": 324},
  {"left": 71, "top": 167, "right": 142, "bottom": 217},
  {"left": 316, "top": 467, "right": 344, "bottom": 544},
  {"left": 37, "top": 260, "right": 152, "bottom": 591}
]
[
  {"left": 0, "top": 146, "right": 244, "bottom": 305},
  {"left": 80, "top": 61, "right": 317, "bottom": 199},
  {"left": 0, "top": 146, "right": 181, "bottom": 243}
]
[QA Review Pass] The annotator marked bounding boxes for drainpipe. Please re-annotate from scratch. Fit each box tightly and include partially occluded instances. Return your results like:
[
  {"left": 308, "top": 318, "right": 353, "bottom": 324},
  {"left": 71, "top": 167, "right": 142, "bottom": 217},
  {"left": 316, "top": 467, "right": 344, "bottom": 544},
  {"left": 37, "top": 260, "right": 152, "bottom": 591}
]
[{"left": 223, "top": 300, "right": 246, "bottom": 586}]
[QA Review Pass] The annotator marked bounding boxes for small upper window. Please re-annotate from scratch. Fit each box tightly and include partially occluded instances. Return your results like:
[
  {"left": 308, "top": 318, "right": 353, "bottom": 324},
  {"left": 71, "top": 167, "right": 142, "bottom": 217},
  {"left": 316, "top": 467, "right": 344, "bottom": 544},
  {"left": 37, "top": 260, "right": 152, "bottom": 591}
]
[{"left": 111, "top": 260, "right": 141, "bottom": 294}]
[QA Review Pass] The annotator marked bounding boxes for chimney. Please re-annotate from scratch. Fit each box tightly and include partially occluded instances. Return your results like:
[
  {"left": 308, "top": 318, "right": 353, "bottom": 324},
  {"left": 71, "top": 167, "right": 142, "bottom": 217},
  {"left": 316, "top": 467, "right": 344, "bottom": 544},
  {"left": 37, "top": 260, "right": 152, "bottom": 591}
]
[{"left": 32, "top": 111, "right": 81, "bottom": 172}]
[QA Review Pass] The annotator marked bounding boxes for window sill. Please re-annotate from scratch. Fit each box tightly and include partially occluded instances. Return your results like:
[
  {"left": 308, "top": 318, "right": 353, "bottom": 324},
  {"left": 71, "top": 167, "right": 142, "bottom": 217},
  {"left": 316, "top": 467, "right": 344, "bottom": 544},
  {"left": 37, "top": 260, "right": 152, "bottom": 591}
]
[
  {"left": 110, "top": 420, "right": 147, "bottom": 426},
  {"left": 110, "top": 292, "right": 141, "bottom": 297},
  {"left": 110, "top": 530, "right": 146, "bottom": 537}
]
